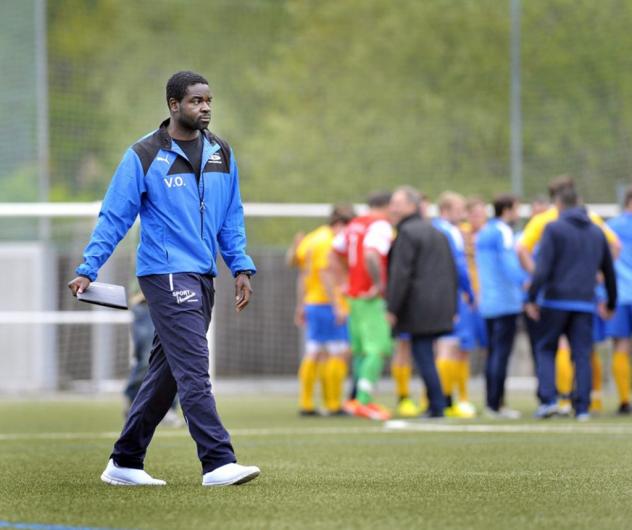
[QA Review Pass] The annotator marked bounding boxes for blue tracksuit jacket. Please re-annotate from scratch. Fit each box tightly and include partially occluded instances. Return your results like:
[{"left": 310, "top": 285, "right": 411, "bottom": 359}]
[
  {"left": 527, "top": 207, "right": 616, "bottom": 312},
  {"left": 607, "top": 211, "right": 632, "bottom": 305},
  {"left": 475, "top": 218, "right": 527, "bottom": 318},
  {"left": 76, "top": 119, "right": 256, "bottom": 281}
]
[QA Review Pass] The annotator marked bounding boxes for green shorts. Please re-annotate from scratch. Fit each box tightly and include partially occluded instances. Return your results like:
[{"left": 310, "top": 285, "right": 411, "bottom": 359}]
[{"left": 348, "top": 297, "right": 393, "bottom": 357}]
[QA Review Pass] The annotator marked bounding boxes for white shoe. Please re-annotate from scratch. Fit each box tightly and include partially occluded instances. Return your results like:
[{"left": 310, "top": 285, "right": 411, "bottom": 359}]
[
  {"left": 202, "top": 463, "right": 260, "bottom": 487},
  {"left": 499, "top": 407, "right": 522, "bottom": 420},
  {"left": 100, "top": 459, "right": 166, "bottom": 486}
]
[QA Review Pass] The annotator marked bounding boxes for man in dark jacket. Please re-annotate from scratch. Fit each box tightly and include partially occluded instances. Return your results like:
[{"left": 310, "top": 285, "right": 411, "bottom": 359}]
[
  {"left": 526, "top": 187, "right": 617, "bottom": 420},
  {"left": 386, "top": 186, "right": 458, "bottom": 417}
]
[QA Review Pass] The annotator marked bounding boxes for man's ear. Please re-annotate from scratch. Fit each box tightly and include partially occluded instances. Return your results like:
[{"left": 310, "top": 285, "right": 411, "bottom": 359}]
[{"left": 168, "top": 98, "right": 179, "bottom": 114}]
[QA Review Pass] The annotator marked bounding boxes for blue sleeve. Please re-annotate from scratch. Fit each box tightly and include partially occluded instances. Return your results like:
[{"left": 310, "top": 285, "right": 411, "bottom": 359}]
[
  {"left": 455, "top": 248, "right": 474, "bottom": 303},
  {"left": 217, "top": 150, "right": 257, "bottom": 276},
  {"left": 76, "top": 149, "right": 145, "bottom": 281},
  {"left": 527, "top": 225, "right": 555, "bottom": 303}
]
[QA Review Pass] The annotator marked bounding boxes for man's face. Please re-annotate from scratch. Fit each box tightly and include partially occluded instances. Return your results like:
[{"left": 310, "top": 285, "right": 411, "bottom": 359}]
[
  {"left": 467, "top": 203, "right": 488, "bottom": 231},
  {"left": 169, "top": 83, "right": 212, "bottom": 131},
  {"left": 389, "top": 191, "right": 416, "bottom": 225},
  {"left": 446, "top": 199, "right": 466, "bottom": 224},
  {"left": 507, "top": 201, "right": 520, "bottom": 224}
]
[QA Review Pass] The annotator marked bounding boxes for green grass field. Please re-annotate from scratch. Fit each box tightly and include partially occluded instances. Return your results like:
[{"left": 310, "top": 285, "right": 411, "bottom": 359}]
[{"left": 1, "top": 393, "right": 632, "bottom": 530}]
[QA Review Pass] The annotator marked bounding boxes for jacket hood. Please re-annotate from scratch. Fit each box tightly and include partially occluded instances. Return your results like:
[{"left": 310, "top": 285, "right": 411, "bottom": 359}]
[{"left": 560, "top": 206, "right": 591, "bottom": 227}]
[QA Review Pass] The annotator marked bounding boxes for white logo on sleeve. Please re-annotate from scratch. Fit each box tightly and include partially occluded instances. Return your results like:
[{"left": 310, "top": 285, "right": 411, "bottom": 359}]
[
  {"left": 156, "top": 156, "right": 171, "bottom": 164},
  {"left": 172, "top": 289, "right": 199, "bottom": 304}
]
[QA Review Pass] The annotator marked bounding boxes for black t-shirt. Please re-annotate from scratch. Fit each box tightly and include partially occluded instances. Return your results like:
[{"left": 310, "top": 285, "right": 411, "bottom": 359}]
[{"left": 174, "top": 134, "right": 203, "bottom": 181}]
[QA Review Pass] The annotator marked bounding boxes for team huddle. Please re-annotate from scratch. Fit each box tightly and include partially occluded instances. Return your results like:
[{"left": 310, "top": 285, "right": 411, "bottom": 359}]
[{"left": 288, "top": 176, "right": 631, "bottom": 421}]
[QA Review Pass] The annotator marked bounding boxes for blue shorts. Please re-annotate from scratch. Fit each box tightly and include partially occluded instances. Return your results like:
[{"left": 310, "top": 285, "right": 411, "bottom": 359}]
[
  {"left": 305, "top": 304, "right": 349, "bottom": 343},
  {"left": 606, "top": 304, "right": 632, "bottom": 339},
  {"left": 442, "top": 300, "right": 488, "bottom": 351},
  {"left": 593, "top": 314, "right": 607, "bottom": 343}
]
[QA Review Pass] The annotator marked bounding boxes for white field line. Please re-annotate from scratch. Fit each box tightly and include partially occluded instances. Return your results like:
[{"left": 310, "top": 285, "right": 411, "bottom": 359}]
[{"left": 0, "top": 423, "right": 631, "bottom": 442}]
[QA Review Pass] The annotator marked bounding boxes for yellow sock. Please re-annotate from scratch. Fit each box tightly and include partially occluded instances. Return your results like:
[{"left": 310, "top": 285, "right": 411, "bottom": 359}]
[
  {"left": 436, "top": 358, "right": 455, "bottom": 399},
  {"left": 612, "top": 351, "right": 631, "bottom": 405},
  {"left": 325, "top": 357, "right": 348, "bottom": 411},
  {"left": 455, "top": 358, "right": 470, "bottom": 403},
  {"left": 317, "top": 360, "right": 330, "bottom": 410},
  {"left": 591, "top": 350, "right": 603, "bottom": 412},
  {"left": 299, "top": 358, "right": 318, "bottom": 411},
  {"left": 555, "top": 348, "right": 574, "bottom": 400},
  {"left": 392, "top": 364, "right": 412, "bottom": 400}
]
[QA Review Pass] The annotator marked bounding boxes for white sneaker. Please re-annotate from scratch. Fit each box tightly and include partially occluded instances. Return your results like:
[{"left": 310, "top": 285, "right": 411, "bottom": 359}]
[
  {"left": 202, "top": 463, "right": 260, "bottom": 487},
  {"left": 100, "top": 459, "right": 166, "bottom": 486},
  {"left": 499, "top": 407, "right": 522, "bottom": 420}
]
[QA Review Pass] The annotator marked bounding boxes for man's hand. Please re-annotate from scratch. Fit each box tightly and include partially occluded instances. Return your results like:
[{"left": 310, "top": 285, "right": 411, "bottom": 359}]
[
  {"left": 524, "top": 302, "right": 540, "bottom": 321},
  {"left": 68, "top": 276, "right": 91, "bottom": 296},
  {"left": 359, "top": 284, "right": 382, "bottom": 300},
  {"left": 294, "top": 304, "right": 305, "bottom": 327},
  {"left": 598, "top": 302, "right": 614, "bottom": 321},
  {"left": 386, "top": 311, "right": 397, "bottom": 328},
  {"left": 235, "top": 273, "right": 253, "bottom": 312}
]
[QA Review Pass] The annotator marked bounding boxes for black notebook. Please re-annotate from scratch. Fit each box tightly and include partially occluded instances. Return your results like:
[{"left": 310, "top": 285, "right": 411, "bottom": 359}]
[{"left": 77, "top": 282, "right": 128, "bottom": 310}]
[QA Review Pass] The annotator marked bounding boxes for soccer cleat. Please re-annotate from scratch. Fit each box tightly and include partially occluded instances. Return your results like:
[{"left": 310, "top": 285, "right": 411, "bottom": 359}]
[
  {"left": 396, "top": 398, "right": 421, "bottom": 418},
  {"left": 617, "top": 402, "right": 631, "bottom": 415},
  {"left": 445, "top": 401, "right": 476, "bottom": 419},
  {"left": 100, "top": 459, "right": 166, "bottom": 486},
  {"left": 576, "top": 412, "right": 590, "bottom": 422},
  {"left": 343, "top": 399, "right": 361, "bottom": 415},
  {"left": 354, "top": 402, "right": 392, "bottom": 421},
  {"left": 534, "top": 403, "right": 558, "bottom": 419},
  {"left": 202, "top": 463, "right": 260, "bottom": 487},
  {"left": 557, "top": 399, "right": 572, "bottom": 417}
]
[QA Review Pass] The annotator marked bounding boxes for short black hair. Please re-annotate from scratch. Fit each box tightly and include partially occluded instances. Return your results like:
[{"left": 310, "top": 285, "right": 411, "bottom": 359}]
[
  {"left": 493, "top": 193, "right": 517, "bottom": 218},
  {"left": 166, "top": 71, "right": 208, "bottom": 103},
  {"left": 367, "top": 191, "right": 392, "bottom": 209},
  {"left": 557, "top": 186, "right": 579, "bottom": 209}
]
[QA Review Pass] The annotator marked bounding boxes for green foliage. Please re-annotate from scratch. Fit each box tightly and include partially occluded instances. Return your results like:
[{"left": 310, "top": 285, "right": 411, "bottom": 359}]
[{"left": 45, "top": 0, "right": 632, "bottom": 204}]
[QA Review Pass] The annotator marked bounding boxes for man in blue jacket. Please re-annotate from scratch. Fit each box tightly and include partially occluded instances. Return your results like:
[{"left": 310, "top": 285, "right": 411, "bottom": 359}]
[
  {"left": 475, "top": 194, "right": 527, "bottom": 418},
  {"left": 606, "top": 185, "right": 632, "bottom": 414},
  {"left": 68, "top": 71, "right": 260, "bottom": 486},
  {"left": 526, "top": 187, "right": 617, "bottom": 420}
]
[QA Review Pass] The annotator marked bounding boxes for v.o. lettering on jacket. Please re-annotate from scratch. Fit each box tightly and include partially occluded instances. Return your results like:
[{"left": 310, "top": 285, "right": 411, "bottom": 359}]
[{"left": 163, "top": 176, "right": 186, "bottom": 188}]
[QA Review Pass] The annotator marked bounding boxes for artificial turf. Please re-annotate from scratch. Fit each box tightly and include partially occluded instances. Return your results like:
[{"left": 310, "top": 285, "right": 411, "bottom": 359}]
[{"left": 0, "top": 393, "right": 631, "bottom": 530}]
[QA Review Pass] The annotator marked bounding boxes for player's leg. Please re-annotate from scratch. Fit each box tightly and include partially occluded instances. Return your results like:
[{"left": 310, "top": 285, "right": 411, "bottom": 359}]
[
  {"left": 555, "top": 336, "right": 574, "bottom": 416},
  {"left": 452, "top": 303, "right": 477, "bottom": 418},
  {"left": 567, "top": 312, "right": 594, "bottom": 419},
  {"left": 298, "top": 305, "right": 324, "bottom": 415},
  {"left": 142, "top": 274, "right": 254, "bottom": 481},
  {"left": 322, "top": 304, "right": 350, "bottom": 414},
  {"left": 607, "top": 304, "right": 632, "bottom": 414},
  {"left": 392, "top": 335, "right": 420, "bottom": 417},
  {"left": 534, "top": 309, "right": 568, "bottom": 418},
  {"left": 354, "top": 298, "right": 393, "bottom": 420},
  {"left": 435, "top": 337, "right": 459, "bottom": 410},
  {"left": 590, "top": 315, "right": 606, "bottom": 413},
  {"left": 343, "top": 300, "right": 364, "bottom": 414},
  {"left": 485, "top": 314, "right": 519, "bottom": 418},
  {"left": 410, "top": 334, "right": 446, "bottom": 417}
]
